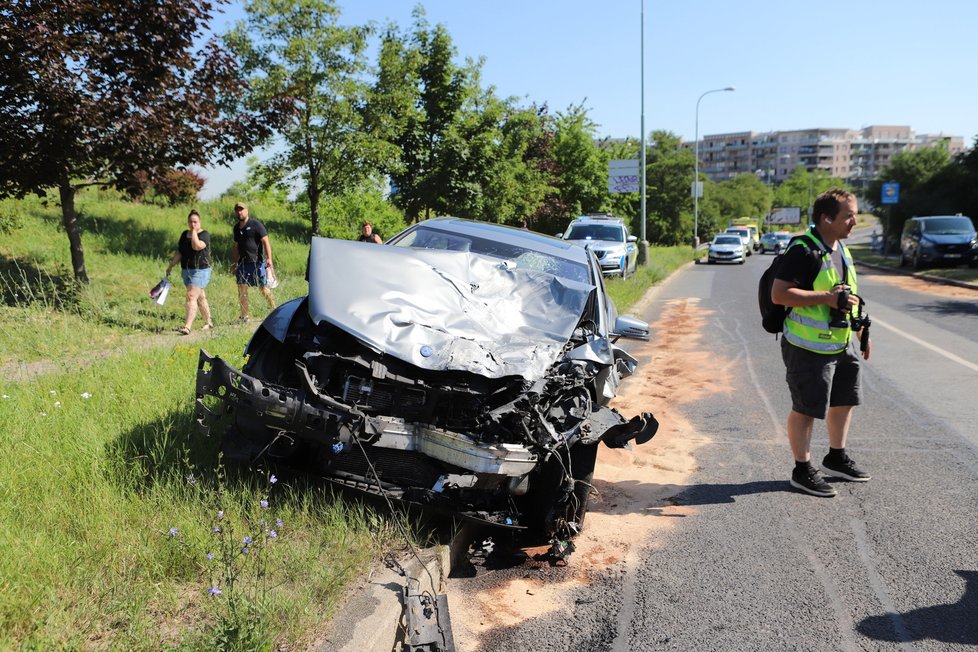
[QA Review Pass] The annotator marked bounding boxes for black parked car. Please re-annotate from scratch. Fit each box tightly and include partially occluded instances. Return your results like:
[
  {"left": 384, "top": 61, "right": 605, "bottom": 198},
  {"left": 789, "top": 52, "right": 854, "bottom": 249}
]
[{"left": 196, "top": 218, "right": 658, "bottom": 542}]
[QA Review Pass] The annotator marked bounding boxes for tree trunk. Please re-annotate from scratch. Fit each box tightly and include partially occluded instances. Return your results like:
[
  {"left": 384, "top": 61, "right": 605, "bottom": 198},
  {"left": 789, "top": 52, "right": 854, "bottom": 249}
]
[
  {"left": 308, "top": 184, "right": 321, "bottom": 236},
  {"left": 59, "top": 180, "right": 89, "bottom": 284}
]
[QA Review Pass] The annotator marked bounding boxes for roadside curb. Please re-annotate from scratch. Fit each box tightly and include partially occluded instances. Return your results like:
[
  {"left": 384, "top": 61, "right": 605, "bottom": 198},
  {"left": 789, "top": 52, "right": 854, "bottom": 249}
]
[
  {"left": 318, "top": 545, "right": 450, "bottom": 652},
  {"left": 854, "top": 260, "right": 978, "bottom": 291}
]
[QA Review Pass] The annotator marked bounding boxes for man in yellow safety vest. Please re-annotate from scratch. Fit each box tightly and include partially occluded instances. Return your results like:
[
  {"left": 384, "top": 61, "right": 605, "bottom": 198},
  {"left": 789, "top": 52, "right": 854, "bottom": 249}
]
[{"left": 772, "top": 189, "right": 872, "bottom": 497}]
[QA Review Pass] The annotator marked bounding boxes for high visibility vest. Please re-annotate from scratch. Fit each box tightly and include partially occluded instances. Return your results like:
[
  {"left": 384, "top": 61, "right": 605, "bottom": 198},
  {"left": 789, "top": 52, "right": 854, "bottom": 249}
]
[{"left": 782, "top": 230, "right": 857, "bottom": 354}]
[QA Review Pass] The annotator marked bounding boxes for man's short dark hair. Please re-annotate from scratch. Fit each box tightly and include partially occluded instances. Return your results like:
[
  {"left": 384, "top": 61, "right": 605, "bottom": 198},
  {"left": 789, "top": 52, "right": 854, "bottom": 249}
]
[
  {"left": 361, "top": 221, "right": 372, "bottom": 228},
  {"left": 813, "top": 188, "right": 855, "bottom": 223}
]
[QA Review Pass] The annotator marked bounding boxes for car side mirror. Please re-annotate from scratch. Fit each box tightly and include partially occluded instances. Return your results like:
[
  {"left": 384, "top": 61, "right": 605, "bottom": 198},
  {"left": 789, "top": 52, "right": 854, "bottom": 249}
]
[
  {"left": 627, "top": 235, "right": 638, "bottom": 243},
  {"left": 555, "top": 233, "right": 563, "bottom": 238},
  {"left": 613, "top": 315, "right": 650, "bottom": 341}
]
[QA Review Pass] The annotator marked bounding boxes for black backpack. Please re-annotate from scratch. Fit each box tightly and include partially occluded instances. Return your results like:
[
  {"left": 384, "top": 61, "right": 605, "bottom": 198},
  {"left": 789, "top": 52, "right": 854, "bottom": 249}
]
[{"left": 758, "top": 236, "right": 809, "bottom": 334}]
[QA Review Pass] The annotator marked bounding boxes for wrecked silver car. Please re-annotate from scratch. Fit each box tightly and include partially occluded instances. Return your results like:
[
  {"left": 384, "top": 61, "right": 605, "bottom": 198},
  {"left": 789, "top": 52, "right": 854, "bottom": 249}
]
[{"left": 196, "top": 218, "right": 657, "bottom": 541}]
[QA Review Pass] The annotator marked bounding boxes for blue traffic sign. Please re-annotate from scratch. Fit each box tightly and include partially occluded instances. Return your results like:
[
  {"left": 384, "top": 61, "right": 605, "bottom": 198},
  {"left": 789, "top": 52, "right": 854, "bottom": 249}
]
[{"left": 881, "top": 182, "right": 900, "bottom": 205}]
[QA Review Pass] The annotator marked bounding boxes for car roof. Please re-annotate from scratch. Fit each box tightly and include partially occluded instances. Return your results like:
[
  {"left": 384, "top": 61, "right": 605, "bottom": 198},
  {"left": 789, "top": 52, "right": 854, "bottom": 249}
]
[{"left": 400, "top": 216, "right": 589, "bottom": 264}]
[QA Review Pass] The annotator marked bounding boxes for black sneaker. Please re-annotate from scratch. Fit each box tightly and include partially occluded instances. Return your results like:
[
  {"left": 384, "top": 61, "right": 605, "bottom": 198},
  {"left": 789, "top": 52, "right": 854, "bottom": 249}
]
[
  {"left": 821, "top": 454, "right": 871, "bottom": 482},
  {"left": 790, "top": 465, "right": 837, "bottom": 497}
]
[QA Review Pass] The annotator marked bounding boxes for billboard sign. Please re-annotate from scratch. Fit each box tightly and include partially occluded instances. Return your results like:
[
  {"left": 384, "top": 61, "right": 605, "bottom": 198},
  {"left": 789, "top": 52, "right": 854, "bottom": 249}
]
[
  {"left": 767, "top": 207, "right": 802, "bottom": 225},
  {"left": 608, "top": 159, "right": 640, "bottom": 194}
]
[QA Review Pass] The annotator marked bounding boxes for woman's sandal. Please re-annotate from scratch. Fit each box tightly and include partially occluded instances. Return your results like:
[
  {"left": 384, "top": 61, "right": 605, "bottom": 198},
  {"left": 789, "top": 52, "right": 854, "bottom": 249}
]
[
  {"left": 202, "top": 322, "right": 214, "bottom": 330},
  {"left": 175, "top": 326, "right": 191, "bottom": 335}
]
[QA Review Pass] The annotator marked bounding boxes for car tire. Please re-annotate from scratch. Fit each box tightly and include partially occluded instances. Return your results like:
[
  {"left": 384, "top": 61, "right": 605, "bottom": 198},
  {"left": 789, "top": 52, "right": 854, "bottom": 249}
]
[
  {"left": 913, "top": 249, "right": 923, "bottom": 270},
  {"left": 524, "top": 442, "right": 598, "bottom": 538},
  {"left": 969, "top": 258, "right": 978, "bottom": 269}
]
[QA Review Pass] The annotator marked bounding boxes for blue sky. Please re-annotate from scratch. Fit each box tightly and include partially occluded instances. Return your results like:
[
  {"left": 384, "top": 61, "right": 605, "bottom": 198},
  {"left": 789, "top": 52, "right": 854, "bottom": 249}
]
[{"left": 199, "top": 0, "right": 978, "bottom": 198}]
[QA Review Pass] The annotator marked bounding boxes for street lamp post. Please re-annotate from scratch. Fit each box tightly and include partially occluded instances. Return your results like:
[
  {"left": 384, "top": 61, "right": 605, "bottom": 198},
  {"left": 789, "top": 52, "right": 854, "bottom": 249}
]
[{"left": 693, "top": 86, "right": 735, "bottom": 248}]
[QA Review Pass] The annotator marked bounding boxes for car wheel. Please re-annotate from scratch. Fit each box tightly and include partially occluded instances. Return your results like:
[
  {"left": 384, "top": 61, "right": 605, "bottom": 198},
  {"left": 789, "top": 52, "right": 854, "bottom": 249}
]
[
  {"left": 913, "top": 249, "right": 923, "bottom": 270},
  {"left": 739, "top": 258, "right": 745, "bottom": 265},
  {"left": 524, "top": 442, "right": 598, "bottom": 538},
  {"left": 969, "top": 258, "right": 978, "bottom": 269}
]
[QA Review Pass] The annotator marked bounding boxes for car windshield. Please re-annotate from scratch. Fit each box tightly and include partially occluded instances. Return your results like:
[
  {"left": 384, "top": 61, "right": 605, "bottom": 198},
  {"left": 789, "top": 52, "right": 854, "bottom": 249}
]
[
  {"left": 566, "top": 224, "right": 625, "bottom": 242},
  {"left": 775, "top": 233, "right": 792, "bottom": 241},
  {"left": 714, "top": 236, "right": 741, "bottom": 245},
  {"left": 761, "top": 234, "right": 777, "bottom": 241},
  {"left": 390, "top": 225, "right": 590, "bottom": 283},
  {"left": 920, "top": 217, "right": 975, "bottom": 234}
]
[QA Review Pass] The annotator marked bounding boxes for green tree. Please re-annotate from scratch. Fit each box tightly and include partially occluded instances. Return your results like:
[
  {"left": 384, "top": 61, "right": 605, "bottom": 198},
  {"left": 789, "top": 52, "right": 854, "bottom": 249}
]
[
  {"left": 227, "top": 0, "right": 393, "bottom": 235},
  {"left": 712, "top": 174, "right": 773, "bottom": 226},
  {"left": 550, "top": 103, "right": 609, "bottom": 218},
  {"left": 372, "top": 11, "right": 477, "bottom": 222},
  {"left": 0, "top": 0, "right": 275, "bottom": 282},
  {"left": 867, "top": 143, "right": 952, "bottom": 245},
  {"left": 644, "top": 131, "right": 696, "bottom": 246},
  {"left": 470, "top": 99, "right": 552, "bottom": 225},
  {"left": 773, "top": 166, "right": 847, "bottom": 227}
]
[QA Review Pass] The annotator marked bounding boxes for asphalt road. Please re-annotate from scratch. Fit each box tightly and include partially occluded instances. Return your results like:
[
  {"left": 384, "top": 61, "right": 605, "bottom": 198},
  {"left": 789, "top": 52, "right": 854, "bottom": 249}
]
[{"left": 449, "top": 245, "right": 978, "bottom": 652}]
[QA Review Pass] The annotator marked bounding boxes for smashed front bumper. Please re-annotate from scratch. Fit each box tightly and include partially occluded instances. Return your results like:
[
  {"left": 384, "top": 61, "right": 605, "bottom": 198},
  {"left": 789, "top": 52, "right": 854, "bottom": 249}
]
[{"left": 195, "top": 350, "right": 540, "bottom": 478}]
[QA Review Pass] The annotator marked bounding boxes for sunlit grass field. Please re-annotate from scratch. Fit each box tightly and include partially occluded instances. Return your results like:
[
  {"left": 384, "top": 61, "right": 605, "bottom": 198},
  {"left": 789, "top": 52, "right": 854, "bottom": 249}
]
[{"left": 0, "top": 189, "right": 692, "bottom": 647}]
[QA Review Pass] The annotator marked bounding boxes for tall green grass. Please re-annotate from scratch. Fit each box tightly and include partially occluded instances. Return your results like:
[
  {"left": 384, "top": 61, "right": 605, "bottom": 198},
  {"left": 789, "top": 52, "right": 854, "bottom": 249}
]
[
  {"left": 605, "top": 245, "right": 698, "bottom": 311},
  {"left": 0, "top": 331, "right": 395, "bottom": 649}
]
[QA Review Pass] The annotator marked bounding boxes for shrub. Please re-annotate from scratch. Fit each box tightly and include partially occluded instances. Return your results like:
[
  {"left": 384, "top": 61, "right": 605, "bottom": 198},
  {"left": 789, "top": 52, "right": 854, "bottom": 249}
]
[
  {"left": 0, "top": 199, "right": 23, "bottom": 232},
  {"left": 155, "top": 168, "right": 207, "bottom": 205}
]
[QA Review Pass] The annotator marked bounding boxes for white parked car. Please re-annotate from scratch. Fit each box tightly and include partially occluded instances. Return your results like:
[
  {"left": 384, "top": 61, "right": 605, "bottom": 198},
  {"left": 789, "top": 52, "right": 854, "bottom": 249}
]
[{"left": 708, "top": 234, "right": 746, "bottom": 264}]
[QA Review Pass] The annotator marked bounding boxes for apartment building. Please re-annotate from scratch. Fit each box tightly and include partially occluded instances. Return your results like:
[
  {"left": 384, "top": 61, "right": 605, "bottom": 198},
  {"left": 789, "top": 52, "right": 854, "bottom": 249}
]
[{"left": 686, "top": 126, "right": 964, "bottom": 186}]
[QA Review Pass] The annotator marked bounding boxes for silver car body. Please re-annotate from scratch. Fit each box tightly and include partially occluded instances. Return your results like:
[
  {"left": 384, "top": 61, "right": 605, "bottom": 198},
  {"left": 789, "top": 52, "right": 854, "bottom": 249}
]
[{"left": 196, "top": 218, "right": 657, "bottom": 538}]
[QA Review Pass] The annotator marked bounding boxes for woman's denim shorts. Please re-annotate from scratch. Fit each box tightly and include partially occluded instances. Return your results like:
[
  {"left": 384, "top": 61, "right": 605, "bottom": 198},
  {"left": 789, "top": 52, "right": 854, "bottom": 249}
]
[{"left": 181, "top": 267, "right": 212, "bottom": 288}]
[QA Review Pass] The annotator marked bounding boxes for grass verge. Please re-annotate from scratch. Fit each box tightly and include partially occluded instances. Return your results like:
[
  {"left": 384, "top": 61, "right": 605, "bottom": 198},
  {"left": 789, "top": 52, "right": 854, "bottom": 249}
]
[{"left": 0, "top": 327, "right": 400, "bottom": 649}]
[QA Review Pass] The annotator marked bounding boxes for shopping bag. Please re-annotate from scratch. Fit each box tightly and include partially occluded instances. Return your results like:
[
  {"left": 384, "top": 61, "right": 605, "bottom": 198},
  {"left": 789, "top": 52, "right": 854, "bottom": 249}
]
[
  {"left": 265, "top": 265, "right": 280, "bottom": 289},
  {"left": 149, "top": 278, "right": 172, "bottom": 305}
]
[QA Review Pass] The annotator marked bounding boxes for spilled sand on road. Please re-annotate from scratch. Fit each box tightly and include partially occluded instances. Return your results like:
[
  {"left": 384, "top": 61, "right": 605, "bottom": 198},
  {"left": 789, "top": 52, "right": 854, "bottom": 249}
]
[
  {"left": 859, "top": 267, "right": 978, "bottom": 299},
  {"left": 447, "top": 297, "right": 737, "bottom": 643}
]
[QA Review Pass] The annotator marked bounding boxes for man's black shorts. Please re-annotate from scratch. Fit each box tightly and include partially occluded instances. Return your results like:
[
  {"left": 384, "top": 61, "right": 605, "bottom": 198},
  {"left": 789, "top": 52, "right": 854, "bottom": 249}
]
[{"left": 781, "top": 339, "right": 862, "bottom": 419}]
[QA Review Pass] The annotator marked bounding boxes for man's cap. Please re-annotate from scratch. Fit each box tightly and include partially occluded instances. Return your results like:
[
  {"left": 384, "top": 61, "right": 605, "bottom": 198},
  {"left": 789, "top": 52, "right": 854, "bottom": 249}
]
[{"left": 234, "top": 202, "right": 247, "bottom": 210}]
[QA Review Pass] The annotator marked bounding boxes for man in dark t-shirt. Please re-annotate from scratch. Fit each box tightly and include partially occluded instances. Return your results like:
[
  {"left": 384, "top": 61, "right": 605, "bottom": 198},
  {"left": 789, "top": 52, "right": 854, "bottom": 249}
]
[{"left": 231, "top": 202, "right": 276, "bottom": 320}]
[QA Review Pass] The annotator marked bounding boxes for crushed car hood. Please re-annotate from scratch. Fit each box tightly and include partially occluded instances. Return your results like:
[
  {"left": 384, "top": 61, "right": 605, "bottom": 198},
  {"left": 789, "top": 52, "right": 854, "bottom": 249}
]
[{"left": 308, "top": 237, "right": 595, "bottom": 381}]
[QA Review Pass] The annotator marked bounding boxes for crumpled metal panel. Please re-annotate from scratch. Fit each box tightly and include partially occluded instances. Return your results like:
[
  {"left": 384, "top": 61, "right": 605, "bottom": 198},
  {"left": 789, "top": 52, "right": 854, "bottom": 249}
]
[{"left": 307, "top": 237, "right": 595, "bottom": 381}]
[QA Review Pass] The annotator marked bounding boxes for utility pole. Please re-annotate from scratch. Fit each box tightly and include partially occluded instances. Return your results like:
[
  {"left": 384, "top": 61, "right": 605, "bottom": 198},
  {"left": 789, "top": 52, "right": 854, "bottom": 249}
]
[{"left": 637, "top": 0, "right": 648, "bottom": 265}]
